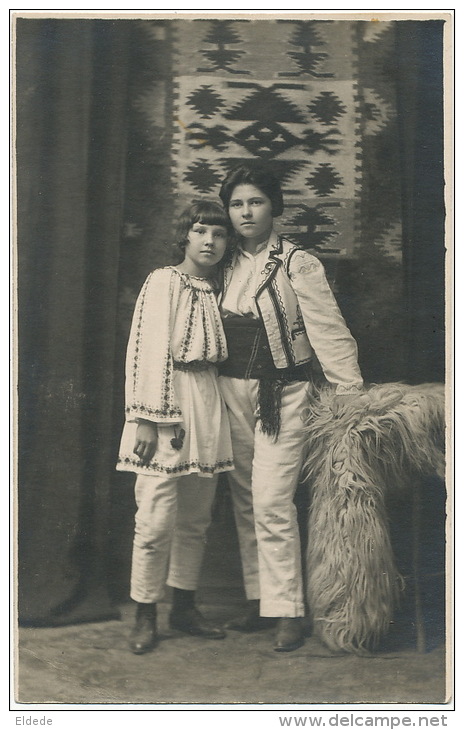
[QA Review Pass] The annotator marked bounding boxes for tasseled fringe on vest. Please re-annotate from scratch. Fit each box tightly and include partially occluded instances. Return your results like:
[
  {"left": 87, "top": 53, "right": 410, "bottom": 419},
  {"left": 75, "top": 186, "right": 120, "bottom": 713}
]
[{"left": 302, "top": 382, "right": 446, "bottom": 655}]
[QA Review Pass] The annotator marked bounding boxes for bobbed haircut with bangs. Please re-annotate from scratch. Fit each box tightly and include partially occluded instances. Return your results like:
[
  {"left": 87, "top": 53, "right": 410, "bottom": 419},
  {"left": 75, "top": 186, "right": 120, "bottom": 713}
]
[
  {"left": 219, "top": 163, "right": 284, "bottom": 218},
  {"left": 175, "top": 200, "right": 233, "bottom": 255}
]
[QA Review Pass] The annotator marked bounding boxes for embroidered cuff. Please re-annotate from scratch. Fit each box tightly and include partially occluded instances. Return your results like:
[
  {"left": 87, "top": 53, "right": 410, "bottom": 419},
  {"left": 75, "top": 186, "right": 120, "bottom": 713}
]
[
  {"left": 126, "top": 404, "right": 183, "bottom": 422},
  {"left": 335, "top": 383, "right": 364, "bottom": 395}
]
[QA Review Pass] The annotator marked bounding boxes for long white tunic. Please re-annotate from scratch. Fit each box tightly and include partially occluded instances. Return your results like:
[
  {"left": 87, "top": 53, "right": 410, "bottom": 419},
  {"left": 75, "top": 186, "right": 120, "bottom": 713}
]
[{"left": 117, "top": 267, "right": 234, "bottom": 478}]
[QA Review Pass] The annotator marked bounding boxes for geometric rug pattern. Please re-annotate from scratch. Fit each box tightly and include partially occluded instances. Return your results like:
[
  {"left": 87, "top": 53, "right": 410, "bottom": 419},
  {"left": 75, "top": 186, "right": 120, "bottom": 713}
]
[{"left": 171, "top": 19, "right": 364, "bottom": 257}]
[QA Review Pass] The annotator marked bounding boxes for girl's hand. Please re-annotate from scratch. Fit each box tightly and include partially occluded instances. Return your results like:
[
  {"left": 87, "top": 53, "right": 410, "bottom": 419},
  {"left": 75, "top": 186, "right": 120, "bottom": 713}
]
[{"left": 134, "top": 420, "right": 158, "bottom": 465}]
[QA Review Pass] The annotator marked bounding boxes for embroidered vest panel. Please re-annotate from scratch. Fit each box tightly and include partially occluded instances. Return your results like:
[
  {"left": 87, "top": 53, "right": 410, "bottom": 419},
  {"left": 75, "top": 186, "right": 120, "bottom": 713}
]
[{"left": 254, "top": 239, "right": 314, "bottom": 369}]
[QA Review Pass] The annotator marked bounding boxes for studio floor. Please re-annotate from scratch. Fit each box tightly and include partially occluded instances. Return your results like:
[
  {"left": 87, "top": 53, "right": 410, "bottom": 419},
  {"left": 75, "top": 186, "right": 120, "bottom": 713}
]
[
  {"left": 16, "top": 597, "right": 449, "bottom": 707},
  {"left": 15, "top": 483, "right": 450, "bottom": 707}
]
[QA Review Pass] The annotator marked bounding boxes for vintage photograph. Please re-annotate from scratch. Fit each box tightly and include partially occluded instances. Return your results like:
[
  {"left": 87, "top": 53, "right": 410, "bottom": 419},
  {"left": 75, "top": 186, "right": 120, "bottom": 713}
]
[{"left": 13, "top": 9, "right": 452, "bottom": 708}]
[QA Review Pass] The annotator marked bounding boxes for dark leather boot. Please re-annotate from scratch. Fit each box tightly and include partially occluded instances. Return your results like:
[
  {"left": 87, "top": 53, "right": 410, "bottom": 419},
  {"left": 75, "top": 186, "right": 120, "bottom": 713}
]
[
  {"left": 169, "top": 606, "right": 226, "bottom": 639},
  {"left": 225, "top": 599, "right": 276, "bottom": 632},
  {"left": 273, "top": 617, "right": 304, "bottom": 652},
  {"left": 129, "top": 602, "right": 157, "bottom": 654}
]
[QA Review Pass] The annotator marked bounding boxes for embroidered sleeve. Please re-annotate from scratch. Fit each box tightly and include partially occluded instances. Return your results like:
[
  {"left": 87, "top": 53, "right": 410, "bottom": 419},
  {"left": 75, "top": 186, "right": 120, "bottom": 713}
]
[
  {"left": 288, "top": 250, "right": 363, "bottom": 392},
  {"left": 125, "top": 269, "right": 183, "bottom": 424}
]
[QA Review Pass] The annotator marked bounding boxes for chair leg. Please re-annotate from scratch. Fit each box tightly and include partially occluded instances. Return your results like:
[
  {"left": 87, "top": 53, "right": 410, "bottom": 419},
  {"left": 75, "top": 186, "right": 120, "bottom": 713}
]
[{"left": 412, "top": 480, "right": 426, "bottom": 652}]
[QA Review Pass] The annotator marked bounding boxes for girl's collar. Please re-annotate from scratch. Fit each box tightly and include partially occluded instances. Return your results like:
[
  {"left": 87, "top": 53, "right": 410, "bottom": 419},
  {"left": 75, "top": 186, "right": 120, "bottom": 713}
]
[
  {"left": 168, "top": 266, "right": 217, "bottom": 289},
  {"left": 238, "top": 229, "right": 278, "bottom": 257}
]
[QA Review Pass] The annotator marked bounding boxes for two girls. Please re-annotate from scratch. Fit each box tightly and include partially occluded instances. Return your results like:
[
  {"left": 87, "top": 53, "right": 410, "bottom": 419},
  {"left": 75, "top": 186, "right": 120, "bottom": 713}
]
[{"left": 118, "top": 164, "right": 364, "bottom": 656}]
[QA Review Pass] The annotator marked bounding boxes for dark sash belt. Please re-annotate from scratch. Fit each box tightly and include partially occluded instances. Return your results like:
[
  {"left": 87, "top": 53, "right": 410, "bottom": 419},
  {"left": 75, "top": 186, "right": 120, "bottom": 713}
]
[
  {"left": 218, "top": 315, "right": 311, "bottom": 382},
  {"left": 218, "top": 315, "right": 312, "bottom": 438}
]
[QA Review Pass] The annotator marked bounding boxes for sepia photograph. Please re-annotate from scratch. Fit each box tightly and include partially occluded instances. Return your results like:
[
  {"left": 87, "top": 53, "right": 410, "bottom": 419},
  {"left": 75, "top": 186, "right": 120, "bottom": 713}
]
[{"left": 12, "top": 7, "right": 452, "bottom": 714}]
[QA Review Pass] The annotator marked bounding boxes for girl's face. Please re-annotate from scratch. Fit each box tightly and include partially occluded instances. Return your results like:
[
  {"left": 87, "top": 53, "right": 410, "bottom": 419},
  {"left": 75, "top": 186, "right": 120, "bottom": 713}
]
[
  {"left": 228, "top": 183, "right": 274, "bottom": 248},
  {"left": 182, "top": 222, "right": 228, "bottom": 277}
]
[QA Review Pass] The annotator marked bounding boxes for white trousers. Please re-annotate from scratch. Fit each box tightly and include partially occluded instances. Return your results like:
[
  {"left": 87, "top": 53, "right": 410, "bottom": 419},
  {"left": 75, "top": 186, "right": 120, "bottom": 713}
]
[
  {"left": 218, "top": 377, "right": 311, "bottom": 617},
  {"left": 130, "top": 473, "right": 217, "bottom": 603}
]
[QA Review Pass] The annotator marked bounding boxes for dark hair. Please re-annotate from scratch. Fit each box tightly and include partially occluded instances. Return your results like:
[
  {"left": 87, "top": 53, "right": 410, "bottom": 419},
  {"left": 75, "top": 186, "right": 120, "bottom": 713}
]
[
  {"left": 219, "top": 162, "right": 284, "bottom": 217},
  {"left": 175, "top": 200, "right": 233, "bottom": 255}
]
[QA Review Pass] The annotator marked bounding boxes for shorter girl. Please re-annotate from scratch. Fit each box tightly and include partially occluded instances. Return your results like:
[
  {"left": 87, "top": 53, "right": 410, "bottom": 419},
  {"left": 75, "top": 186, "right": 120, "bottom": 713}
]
[{"left": 117, "top": 200, "right": 234, "bottom": 654}]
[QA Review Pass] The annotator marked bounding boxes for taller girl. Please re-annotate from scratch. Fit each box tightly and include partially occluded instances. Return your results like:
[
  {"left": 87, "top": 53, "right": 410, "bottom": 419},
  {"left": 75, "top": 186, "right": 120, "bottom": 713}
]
[{"left": 217, "top": 163, "right": 364, "bottom": 652}]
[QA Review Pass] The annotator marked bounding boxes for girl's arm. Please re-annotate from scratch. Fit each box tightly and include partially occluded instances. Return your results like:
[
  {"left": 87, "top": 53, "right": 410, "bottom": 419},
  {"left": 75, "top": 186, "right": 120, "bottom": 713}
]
[
  {"left": 287, "top": 249, "right": 363, "bottom": 393},
  {"left": 125, "top": 269, "right": 183, "bottom": 425}
]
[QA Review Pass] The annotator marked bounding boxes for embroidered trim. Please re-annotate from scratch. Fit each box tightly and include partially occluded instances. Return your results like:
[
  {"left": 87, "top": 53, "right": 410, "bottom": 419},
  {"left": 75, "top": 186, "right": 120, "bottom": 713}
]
[
  {"left": 335, "top": 383, "right": 364, "bottom": 394},
  {"left": 132, "top": 272, "right": 153, "bottom": 397},
  {"left": 180, "top": 287, "right": 198, "bottom": 360},
  {"left": 267, "top": 279, "right": 294, "bottom": 367},
  {"left": 163, "top": 272, "right": 176, "bottom": 412},
  {"left": 117, "top": 456, "right": 234, "bottom": 475},
  {"left": 291, "top": 304, "right": 306, "bottom": 341},
  {"left": 126, "top": 403, "right": 182, "bottom": 419},
  {"left": 201, "top": 303, "right": 209, "bottom": 361},
  {"left": 271, "top": 277, "right": 293, "bottom": 357},
  {"left": 168, "top": 266, "right": 216, "bottom": 292},
  {"left": 286, "top": 248, "right": 322, "bottom": 280},
  {"left": 255, "top": 257, "right": 280, "bottom": 299}
]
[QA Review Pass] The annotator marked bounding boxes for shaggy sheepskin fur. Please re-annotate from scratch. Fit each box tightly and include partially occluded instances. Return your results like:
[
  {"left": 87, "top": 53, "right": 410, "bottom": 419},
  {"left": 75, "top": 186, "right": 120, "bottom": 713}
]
[{"left": 302, "top": 382, "right": 445, "bottom": 655}]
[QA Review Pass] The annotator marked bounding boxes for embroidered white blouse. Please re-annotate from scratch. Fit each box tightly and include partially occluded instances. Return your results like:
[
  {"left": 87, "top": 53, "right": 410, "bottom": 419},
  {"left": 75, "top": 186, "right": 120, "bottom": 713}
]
[{"left": 125, "top": 266, "right": 228, "bottom": 425}]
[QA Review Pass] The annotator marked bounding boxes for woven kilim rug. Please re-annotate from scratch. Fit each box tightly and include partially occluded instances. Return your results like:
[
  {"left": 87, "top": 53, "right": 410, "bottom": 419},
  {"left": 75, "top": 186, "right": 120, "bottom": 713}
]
[
  {"left": 171, "top": 19, "right": 367, "bottom": 258},
  {"left": 121, "top": 18, "right": 406, "bottom": 381}
]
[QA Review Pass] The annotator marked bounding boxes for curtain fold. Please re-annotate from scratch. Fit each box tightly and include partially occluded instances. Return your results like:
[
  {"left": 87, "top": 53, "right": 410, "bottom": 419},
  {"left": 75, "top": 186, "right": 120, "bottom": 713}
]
[
  {"left": 395, "top": 20, "right": 446, "bottom": 385},
  {"left": 17, "top": 19, "right": 131, "bottom": 625}
]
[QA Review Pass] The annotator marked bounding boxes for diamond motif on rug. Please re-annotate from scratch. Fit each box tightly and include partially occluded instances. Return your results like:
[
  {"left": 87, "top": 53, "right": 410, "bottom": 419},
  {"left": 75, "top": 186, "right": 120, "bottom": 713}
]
[
  {"left": 308, "top": 91, "right": 347, "bottom": 125},
  {"left": 171, "top": 19, "right": 362, "bottom": 257},
  {"left": 306, "top": 163, "right": 344, "bottom": 197},
  {"left": 183, "top": 160, "right": 224, "bottom": 194},
  {"left": 186, "top": 85, "right": 226, "bottom": 118}
]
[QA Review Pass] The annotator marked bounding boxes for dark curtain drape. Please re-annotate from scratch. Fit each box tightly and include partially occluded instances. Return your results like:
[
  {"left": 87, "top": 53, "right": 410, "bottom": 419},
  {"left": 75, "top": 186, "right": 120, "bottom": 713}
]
[
  {"left": 390, "top": 20, "right": 447, "bottom": 642},
  {"left": 395, "top": 21, "right": 446, "bottom": 384},
  {"left": 17, "top": 19, "right": 132, "bottom": 624}
]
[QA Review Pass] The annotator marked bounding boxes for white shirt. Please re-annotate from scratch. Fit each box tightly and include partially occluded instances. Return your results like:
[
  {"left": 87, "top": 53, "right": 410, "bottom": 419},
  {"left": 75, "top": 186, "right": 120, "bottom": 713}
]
[{"left": 221, "top": 240, "right": 269, "bottom": 318}]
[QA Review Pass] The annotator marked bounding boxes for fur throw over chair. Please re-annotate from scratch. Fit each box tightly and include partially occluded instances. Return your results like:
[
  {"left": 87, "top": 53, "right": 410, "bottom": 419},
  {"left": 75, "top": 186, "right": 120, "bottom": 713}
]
[{"left": 302, "top": 382, "right": 446, "bottom": 655}]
